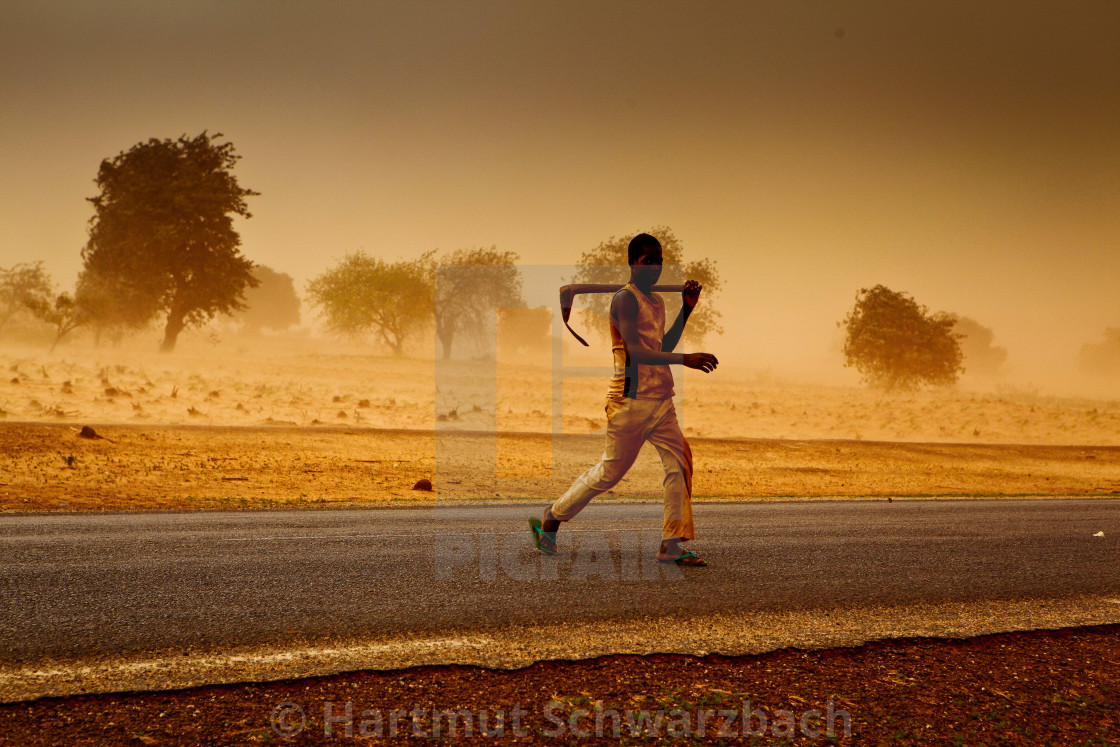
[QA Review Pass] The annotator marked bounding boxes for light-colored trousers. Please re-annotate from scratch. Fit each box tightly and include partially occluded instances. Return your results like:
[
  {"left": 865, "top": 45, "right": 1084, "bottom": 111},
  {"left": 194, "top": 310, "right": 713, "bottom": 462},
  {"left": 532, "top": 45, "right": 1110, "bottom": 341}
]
[{"left": 549, "top": 396, "right": 694, "bottom": 541}]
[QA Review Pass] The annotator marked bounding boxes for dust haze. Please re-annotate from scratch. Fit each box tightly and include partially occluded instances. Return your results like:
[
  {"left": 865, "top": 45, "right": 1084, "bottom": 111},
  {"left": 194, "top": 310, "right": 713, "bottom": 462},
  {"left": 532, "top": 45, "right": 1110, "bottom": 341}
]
[
  {"left": 2, "top": 1, "right": 1118, "bottom": 405},
  {"left": 1, "top": 307, "right": 1119, "bottom": 448}
]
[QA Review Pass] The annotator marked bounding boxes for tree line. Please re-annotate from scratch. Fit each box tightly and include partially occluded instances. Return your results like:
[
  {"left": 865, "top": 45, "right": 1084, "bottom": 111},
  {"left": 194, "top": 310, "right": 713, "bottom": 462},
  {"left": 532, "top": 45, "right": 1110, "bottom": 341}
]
[
  {"left": 3, "top": 132, "right": 721, "bottom": 360},
  {"left": 304, "top": 227, "right": 726, "bottom": 360},
  {"left": 5, "top": 130, "right": 1116, "bottom": 387}
]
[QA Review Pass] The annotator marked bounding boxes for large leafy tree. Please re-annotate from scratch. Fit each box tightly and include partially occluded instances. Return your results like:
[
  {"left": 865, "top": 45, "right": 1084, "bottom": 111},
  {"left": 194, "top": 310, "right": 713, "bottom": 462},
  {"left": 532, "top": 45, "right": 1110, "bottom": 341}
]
[
  {"left": 234, "top": 264, "right": 301, "bottom": 334},
  {"left": 839, "top": 284, "right": 963, "bottom": 391},
  {"left": 82, "top": 132, "right": 259, "bottom": 352},
  {"left": 307, "top": 252, "right": 430, "bottom": 356},
  {"left": 569, "top": 226, "right": 722, "bottom": 346},
  {"left": 422, "top": 247, "right": 525, "bottom": 360}
]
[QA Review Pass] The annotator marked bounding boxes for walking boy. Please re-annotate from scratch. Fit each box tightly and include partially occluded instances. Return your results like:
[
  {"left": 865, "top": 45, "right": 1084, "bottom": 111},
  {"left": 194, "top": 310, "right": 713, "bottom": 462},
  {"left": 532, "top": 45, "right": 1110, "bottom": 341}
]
[{"left": 530, "top": 233, "right": 719, "bottom": 566}]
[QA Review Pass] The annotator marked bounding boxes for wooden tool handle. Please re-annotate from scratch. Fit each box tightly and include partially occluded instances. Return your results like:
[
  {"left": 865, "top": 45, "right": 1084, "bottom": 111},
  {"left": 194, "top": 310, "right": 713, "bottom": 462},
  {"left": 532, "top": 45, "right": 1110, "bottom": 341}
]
[{"left": 559, "top": 283, "right": 686, "bottom": 346}]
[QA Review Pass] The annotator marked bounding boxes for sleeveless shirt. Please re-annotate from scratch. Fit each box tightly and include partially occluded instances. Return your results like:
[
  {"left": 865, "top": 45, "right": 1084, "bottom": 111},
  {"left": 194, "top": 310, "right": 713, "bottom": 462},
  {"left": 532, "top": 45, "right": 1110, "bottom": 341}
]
[{"left": 607, "top": 283, "right": 675, "bottom": 400}]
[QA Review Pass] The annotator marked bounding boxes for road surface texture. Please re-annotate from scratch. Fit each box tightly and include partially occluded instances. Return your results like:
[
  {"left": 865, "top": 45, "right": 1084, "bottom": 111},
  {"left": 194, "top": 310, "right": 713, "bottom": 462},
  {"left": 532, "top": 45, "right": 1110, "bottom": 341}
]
[{"left": 2, "top": 498, "right": 1118, "bottom": 702}]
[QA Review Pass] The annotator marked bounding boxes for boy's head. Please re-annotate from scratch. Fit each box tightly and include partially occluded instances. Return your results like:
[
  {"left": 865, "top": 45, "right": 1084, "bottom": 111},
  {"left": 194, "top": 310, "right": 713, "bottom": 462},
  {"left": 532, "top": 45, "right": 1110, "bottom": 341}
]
[
  {"left": 627, "top": 233, "right": 663, "bottom": 287},
  {"left": 627, "top": 233, "right": 662, "bottom": 265}
]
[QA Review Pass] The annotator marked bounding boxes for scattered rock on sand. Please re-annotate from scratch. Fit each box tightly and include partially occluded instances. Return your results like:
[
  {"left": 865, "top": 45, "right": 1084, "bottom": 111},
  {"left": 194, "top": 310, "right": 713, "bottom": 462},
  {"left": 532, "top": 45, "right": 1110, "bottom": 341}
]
[{"left": 75, "top": 426, "right": 113, "bottom": 442}]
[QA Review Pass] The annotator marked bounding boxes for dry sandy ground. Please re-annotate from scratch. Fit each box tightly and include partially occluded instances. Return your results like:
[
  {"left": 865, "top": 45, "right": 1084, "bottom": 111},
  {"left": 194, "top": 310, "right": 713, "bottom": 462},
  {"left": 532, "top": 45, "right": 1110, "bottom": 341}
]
[
  {"left": 2, "top": 342, "right": 1119, "bottom": 511},
  {"left": 2, "top": 343, "right": 1120, "bottom": 445},
  {"left": 2, "top": 424, "right": 1119, "bottom": 513}
]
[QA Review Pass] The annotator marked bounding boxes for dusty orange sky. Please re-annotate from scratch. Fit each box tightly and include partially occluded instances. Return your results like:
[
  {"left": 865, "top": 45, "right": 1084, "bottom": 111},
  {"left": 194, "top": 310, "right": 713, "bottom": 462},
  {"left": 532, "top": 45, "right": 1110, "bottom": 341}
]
[{"left": 1, "top": 1, "right": 1117, "bottom": 392}]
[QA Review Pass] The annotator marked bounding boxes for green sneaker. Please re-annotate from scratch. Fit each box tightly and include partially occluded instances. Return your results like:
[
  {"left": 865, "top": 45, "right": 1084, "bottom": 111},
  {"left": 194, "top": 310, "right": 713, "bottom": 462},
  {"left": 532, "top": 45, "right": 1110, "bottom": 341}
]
[{"left": 528, "top": 517, "right": 557, "bottom": 555}]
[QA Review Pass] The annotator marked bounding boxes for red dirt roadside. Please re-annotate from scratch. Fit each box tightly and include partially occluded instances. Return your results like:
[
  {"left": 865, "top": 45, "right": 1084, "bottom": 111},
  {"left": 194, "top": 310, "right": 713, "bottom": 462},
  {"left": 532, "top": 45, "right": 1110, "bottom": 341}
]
[{"left": 2, "top": 625, "right": 1118, "bottom": 745}]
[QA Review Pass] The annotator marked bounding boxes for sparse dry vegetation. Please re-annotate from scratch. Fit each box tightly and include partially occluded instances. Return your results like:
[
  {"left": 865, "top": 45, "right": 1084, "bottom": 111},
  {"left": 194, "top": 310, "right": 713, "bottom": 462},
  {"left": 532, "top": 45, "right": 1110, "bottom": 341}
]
[
  {"left": 1, "top": 340, "right": 1119, "bottom": 513},
  {"left": 2, "top": 343, "right": 1119, "bottom": 445}
]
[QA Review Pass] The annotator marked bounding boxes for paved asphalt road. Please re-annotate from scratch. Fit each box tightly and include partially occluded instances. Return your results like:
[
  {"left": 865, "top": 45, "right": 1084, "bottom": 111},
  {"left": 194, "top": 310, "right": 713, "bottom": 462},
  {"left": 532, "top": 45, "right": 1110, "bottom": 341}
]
[{"left": 1, "top": 499, "right": 1118, "bottom": 666}]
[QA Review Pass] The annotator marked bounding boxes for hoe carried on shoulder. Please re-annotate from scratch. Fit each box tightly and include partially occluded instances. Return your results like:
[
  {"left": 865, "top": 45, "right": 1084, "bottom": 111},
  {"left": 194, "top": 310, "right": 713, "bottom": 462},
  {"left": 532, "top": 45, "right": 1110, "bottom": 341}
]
[{"left": 559, "top": 284, "right": 685, "bottom": 346}]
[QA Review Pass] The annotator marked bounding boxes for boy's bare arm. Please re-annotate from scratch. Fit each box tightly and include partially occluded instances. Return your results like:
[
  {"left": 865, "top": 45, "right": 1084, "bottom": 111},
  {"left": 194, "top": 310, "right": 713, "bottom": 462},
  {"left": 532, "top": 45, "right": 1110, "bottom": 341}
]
[
  {"left": 613, "top": 289, "right": 719, "bottom": 373},
  {"left": 661, "top": 279, "right": 701, "bottom": 353}
]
